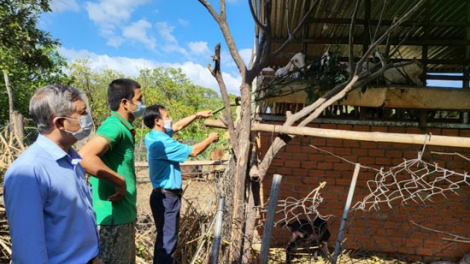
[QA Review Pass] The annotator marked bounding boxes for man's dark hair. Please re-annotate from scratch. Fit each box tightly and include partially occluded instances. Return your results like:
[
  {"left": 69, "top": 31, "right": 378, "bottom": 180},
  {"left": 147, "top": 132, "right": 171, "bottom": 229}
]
[
  {"left": 108, "top": 78, "right": 141, "bottom": 111},
  {"left": 143, "top": 104, "right": 166, "bottom": 129}
]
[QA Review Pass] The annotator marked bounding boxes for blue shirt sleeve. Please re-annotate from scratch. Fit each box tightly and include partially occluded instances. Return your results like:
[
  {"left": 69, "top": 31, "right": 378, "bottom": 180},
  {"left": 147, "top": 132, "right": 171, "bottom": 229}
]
[{"left": 4, "top": 165, "right": 49, "bottom": 263}]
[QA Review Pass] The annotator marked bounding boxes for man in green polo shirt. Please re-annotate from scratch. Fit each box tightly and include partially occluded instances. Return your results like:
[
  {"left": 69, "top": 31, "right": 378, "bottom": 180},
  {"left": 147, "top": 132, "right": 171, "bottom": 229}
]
[{"left": 79, "top": 78, "right": 145, "bottom": 264}]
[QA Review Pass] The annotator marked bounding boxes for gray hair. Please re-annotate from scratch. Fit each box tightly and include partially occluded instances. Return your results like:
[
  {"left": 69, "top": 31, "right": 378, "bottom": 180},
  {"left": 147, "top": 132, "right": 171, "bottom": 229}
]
[{"left": 29, "top": 84, "right": 85, "bottom": 134}]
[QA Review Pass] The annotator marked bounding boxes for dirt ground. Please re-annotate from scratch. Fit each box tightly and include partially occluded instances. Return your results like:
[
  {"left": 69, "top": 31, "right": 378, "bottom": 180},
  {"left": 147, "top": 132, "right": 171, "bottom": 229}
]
[{"left": 135, "top": 168, "right": 218, "bottom": 215}]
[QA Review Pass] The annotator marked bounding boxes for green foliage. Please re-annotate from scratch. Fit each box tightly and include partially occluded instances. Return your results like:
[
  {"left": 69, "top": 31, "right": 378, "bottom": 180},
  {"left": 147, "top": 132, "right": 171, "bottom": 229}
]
[
  {"left": 0, "top": 0, "right": 71, "bottom": 124},
  {"left": 67, "top": 64, "right": 228, "bottom": 147},
  {"left": 305, "top": 51, "right": 348, "bottom": 105},
  {"left": 68, "top": 59, "right": 124, "bottom": 125},
  {"left": 138, "top": 67, "right": 223, "bottom": 142}
]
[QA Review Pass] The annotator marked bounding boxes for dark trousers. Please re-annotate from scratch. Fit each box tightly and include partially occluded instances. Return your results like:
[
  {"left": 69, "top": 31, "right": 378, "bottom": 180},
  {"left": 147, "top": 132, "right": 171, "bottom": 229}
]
[{"left": 150, "top": 189, "right": 181, "bottom": 264}]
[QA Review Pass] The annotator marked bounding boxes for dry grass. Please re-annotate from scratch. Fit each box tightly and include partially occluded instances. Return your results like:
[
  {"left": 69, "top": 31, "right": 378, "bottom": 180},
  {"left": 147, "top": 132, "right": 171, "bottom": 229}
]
[{"left": 0, "top": 125, "right": 24, "bottom": 263}]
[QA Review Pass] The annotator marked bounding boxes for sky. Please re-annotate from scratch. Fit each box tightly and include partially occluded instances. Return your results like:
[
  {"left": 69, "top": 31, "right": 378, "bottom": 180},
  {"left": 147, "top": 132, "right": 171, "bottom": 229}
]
[{"left": 40, "top": 0, "right": 255, "bottom": 95}]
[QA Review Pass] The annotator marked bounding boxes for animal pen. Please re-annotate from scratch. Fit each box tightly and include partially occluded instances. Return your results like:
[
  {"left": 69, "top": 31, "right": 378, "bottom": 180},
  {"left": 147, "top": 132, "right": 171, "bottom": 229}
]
[{"left": 235, "top": 0, "right": 470, "bottom": 263}]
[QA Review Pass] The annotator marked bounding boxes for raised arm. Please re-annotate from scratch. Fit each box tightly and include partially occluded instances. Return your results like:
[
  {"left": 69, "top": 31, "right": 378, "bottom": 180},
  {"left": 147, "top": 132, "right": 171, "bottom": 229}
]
[
  {"left": 78, "top": 136, "right": 127, "bottom": 201},
  {"left": 173, "top": 110, "right": 213, "bottom": 133},
  {"left": 190, "top": 132, "right": 219, "bottom": 157}
]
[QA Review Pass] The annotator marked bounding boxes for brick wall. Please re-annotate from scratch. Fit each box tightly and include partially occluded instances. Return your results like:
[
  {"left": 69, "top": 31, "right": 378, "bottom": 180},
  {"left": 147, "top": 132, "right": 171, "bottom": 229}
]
[{"left": 257, "top": 122, "right": 470, "bottom": 261}]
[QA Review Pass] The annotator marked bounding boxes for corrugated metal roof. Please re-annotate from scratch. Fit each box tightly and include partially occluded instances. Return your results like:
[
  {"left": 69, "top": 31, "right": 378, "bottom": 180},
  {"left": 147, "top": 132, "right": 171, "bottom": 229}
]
[{"left": 259, "top": 0, "right": 469, "bottom": 73}]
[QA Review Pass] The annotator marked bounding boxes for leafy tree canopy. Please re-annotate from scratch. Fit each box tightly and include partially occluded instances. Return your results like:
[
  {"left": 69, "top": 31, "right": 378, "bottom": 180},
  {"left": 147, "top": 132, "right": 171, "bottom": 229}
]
[{"left": 0, "top": 0, "right": 71, "bottom": 124}]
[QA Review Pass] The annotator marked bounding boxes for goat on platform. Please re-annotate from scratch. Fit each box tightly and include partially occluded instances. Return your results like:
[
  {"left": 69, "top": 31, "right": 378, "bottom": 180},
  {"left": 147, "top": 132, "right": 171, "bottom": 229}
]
[
  {"left": 361, "top": 55, "right": 424, "bottom": 86},
  {"left": 383, "top": 60, "right": 424, "bottom": 86},
  {"left": 285, "top": 218, "right": 331, "bottom": 263},
  {"left": 275, "top": 52, "right": 307, "bottom": 77}
]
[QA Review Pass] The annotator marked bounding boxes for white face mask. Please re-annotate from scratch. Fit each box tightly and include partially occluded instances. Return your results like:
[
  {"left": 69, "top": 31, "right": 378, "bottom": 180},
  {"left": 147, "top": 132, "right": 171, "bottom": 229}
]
[
  {"left": 63, "top": 114, "right": 94, "bottom": 141},
  {"left": 163, "top": 119, "right": 173, "bottom": 136}
]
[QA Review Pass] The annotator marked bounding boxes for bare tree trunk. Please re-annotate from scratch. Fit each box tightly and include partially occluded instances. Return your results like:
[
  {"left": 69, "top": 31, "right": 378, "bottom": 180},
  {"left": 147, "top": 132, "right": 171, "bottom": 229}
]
[
  {"left": 12, "top": 111, "right": 24, "bottom": 142},
  {"left": 229, "top": 83, "right": 252, "bottom": 263},
  {"left": 3, "top": 70, "right": 14, "bottom": 129},
  {"left": 241, "top": 182, "right": 257, "bottom": 264}
]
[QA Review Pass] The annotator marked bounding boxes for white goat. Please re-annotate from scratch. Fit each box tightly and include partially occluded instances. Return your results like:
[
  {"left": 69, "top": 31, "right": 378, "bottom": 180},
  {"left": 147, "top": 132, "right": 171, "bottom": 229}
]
[
  {"left": 383, "top": 60, "right": 424, "bottom": 86},
  {"left": 275, "top": 52, "right": 306, "bottom": 77}
]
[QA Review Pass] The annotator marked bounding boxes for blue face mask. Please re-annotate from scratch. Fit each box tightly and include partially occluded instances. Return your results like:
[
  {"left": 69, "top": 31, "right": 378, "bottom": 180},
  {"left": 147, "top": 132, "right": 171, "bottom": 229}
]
[
  {"left": 63, "top": 114, "right": 94, "bottom": 141},
  {"left": 131, "top": 101, "right": 146, "bottom": 119}
]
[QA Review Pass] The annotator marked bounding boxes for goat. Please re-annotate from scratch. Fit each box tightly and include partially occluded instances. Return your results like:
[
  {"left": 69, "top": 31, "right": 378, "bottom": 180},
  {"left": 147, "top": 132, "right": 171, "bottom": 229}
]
[
  {"left": 275, "top": 52, "right": 307, "bottom": 77},
  {"left": 361, "top": 57, "right": 424, "bottom": 87},
  {"left": 383, "top": 60, "right": 424, "bottom": 86},
  {"left": 307, "top": 51, "right": 332, "bottom": 74},
  {"left": 285, "top": 218, "right": 331, "bottom": 263}
]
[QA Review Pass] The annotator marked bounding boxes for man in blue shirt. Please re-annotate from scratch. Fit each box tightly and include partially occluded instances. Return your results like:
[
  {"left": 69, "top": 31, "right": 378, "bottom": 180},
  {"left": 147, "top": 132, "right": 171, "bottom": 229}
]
[
  {"left": 143, "top": 105, "right": 219, "bottom": 264},
  {"left": 4, "top": 84, "right": 102, "bottom": 264}
]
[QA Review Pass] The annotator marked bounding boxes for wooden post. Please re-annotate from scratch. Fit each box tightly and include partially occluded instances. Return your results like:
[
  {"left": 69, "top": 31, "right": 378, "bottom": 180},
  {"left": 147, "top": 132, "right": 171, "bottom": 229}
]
[{"left": 258, "top": 174, "right": 282, "bottom": 264}]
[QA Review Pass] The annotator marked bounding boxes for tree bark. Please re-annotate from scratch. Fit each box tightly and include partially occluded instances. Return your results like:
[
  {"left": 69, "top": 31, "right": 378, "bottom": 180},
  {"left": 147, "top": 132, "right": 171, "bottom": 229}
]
[{"left": 3, "top": 70, "right": 14, "bottom": 130}]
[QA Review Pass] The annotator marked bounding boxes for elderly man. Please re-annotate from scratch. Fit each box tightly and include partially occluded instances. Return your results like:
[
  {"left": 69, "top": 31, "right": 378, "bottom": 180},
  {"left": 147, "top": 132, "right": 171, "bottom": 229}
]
[{"left": 4, "top": 84, "right": 102, "bottom": 264}]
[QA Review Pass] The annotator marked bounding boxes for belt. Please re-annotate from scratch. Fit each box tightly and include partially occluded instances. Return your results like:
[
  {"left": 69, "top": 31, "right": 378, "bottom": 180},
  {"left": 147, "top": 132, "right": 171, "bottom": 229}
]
[{"left": 154, "top": 188, "right": 183, "bottom": 195}]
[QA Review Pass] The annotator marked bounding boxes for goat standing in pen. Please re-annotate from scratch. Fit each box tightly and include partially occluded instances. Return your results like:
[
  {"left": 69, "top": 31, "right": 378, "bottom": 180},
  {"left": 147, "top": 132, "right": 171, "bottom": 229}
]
[
  {"left": 275, "top": 52, "right": 307, "bottom": 78},
  {"left": 285, "top": 218, "right": 331, "bottom": 263}
]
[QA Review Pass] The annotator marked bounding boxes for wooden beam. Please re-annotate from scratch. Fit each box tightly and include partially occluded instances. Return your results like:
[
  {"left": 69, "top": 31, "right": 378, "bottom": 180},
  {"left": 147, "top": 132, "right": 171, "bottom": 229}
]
[
  {"left": 204, "top": 120, "right": 470, "bottom": 148},
  {"left": 306, "top": 18, "right": 468, "bottom": 28},
  {"left": 272, "top": 37, "right": 470, "bottom": 46},
  {"left": 363, "top": 0, "right": 371, "bottom": 54},
  {"left": 260, "top": 85, "right": 470, "bottom": 110},
  {"left": 464, "top": 0, "right": 470, "bottom": 89}
]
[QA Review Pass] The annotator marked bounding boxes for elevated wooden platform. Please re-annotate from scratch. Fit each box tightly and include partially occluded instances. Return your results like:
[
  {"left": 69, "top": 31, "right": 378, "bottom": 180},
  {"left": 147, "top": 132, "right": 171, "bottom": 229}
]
[{"left": 262, "top": 85, "right": 470, "bottom": 110}]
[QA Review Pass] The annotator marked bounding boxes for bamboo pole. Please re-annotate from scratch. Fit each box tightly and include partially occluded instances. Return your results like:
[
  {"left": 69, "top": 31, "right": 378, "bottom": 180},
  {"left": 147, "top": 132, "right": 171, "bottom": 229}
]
[{"left": 204, "top": 120, "right": 470, "bottom": 148}]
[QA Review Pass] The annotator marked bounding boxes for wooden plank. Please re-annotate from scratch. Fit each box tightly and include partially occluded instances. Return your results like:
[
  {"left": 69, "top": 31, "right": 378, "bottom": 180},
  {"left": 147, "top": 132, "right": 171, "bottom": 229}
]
[
  {"left": 135, "top": 160, "right": 228, "bottom": 167},
  {"left": 204, "top": 120, "right": 470, "bottom": 148},
  {"left": 262, "top": 86, "right": 470, "bottom": 110}
]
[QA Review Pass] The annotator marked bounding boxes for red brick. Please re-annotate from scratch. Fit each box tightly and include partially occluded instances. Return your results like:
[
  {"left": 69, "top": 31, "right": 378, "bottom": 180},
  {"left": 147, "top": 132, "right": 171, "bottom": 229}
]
[
  {"left": 389, "top": 127, "right": 406, "bottom": 133},
  {"left": 426, "top": 128, "right": 442, "bottom": 135},
  {"left": 344, "top": 140, "right": 360, "bottom": 147},
  {"left": 299, "top": 160, "right": 316, "bottom": 168},
  {"left": 375, "top": 157, "right": 393, "bottom": 166},
  {"left": 416, "top": 247, "right": 434, "bottom": 256},
  {"left": 327, "top": 138, "right": 343, "bottom": 147},
  {"left": 352, "top": 148, "right": 368, "bottom": 156},
  {"left": 358, "top": 157, "right": 375, "bottom": 164},
  {"left": 371, "top": 126, "right": 388, "bottom": 132},
  {"left": 311, "top": 138, "right": 327, "bottom": 146},
  {"left": 336, "top": 178, "right": 354, "bottom": 186},
  {"left": 320, "top": 123, "right": 337, "bottom": 129},
  {"left": 354, "top": 125, "right": 371, "bottom": 132},
  {"left": 368, "top": 149, "right": 385, "bottom": 157},
  {"left": 441, "top": 129, "right": 459, "bottom": 136},
  {"left": 334, "top": 148, "right": 352, "bottom": 155},
  {"left": 459, "top": 129, "right": 470, "bottom": 137},
  {"left": 377, "top": 142, "right": 393, "bottom": 149},
  {"left": 385, "top": 150, "right": 402, "bottom": 158},
  {"left": 360, "top": 141, "right": 378, "bottom": 148},
  {"left": 317, "top": 162, "right": 333, "bottom": 170},
  {"left": 284, "top": 160, "right": 300, "bottom": 168},
  {"left": 324, "top": 170, "right": 339, "bottom": 177},
  {"left": 337, "top": 124, "right": 353, "bottom": 130},
  {"left": 271, "top": 158, "right": 284, "bottom": 166},
  {"left": 406, "top": 127, "right": 422, "bottom": 134}
]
